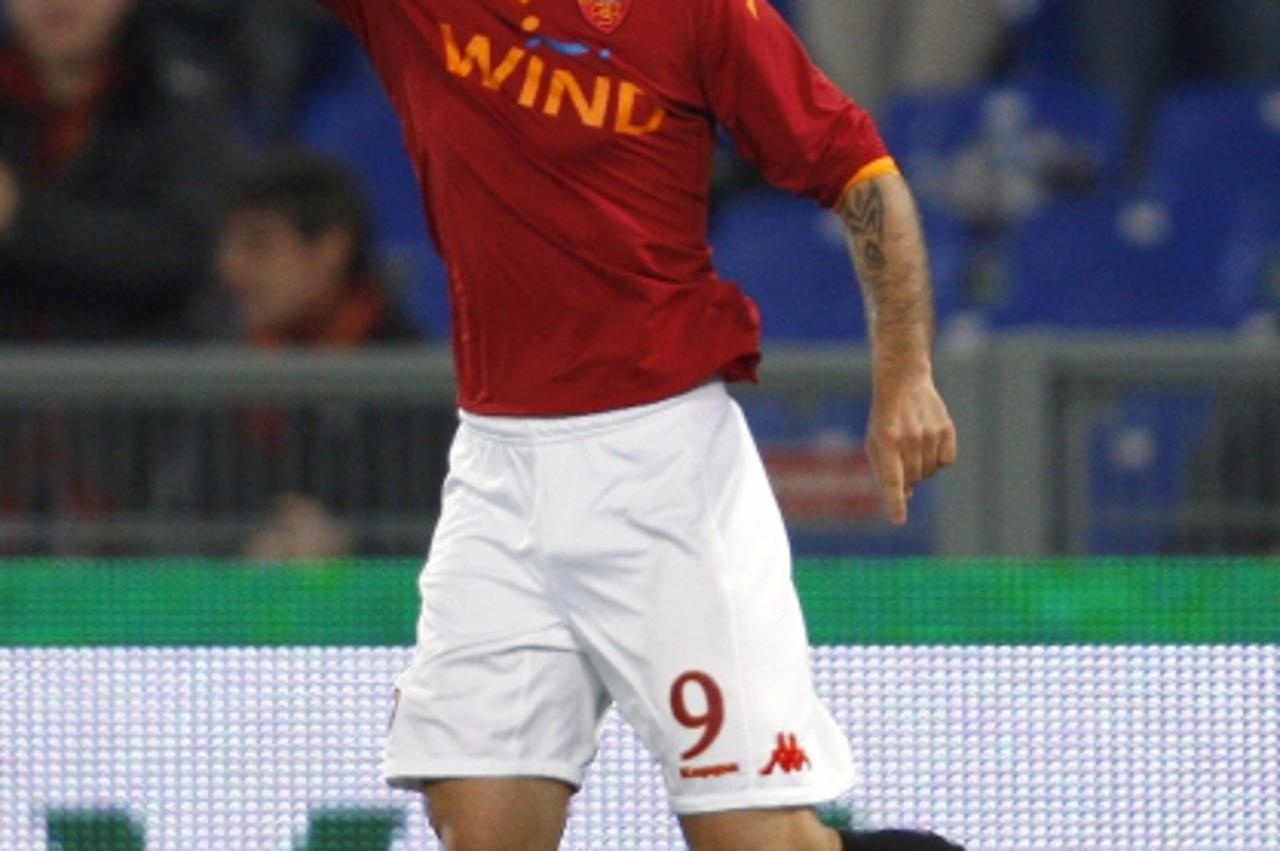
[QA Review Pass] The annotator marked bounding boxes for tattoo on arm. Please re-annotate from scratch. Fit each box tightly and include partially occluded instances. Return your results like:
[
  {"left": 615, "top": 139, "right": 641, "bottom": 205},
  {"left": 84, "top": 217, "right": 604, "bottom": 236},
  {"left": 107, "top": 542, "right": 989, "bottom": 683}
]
[
  {"left": 842, "top": 182, "right": 887, "bottom": 277},
  {"left": 842, "top": 181, "right": 884, "bottom": 238},
  {"left": 840, "top": 176, "right": 934, "bottom": 355}
]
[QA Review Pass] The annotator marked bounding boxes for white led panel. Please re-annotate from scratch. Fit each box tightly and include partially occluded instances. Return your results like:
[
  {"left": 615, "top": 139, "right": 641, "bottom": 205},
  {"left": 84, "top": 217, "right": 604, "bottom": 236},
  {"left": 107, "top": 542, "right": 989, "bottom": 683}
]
[{"left": 2, "top": 646, "right": 1276, "bottom": 850}]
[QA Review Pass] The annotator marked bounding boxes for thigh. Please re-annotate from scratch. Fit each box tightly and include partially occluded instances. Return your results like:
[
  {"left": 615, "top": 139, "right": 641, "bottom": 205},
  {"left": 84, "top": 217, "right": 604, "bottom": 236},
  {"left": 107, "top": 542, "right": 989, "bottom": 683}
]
[
  {"left": 680, "top": 806, "right": 835, "bottom": 851},
  {"left": 424, "top": 778, "right": 574, "bottom": 851},
  {"left": 542, "top": 387, "right": 856, "bottom": 814},
  {"left": 382, "top": 425, "right": 610, "bottom": 790}
]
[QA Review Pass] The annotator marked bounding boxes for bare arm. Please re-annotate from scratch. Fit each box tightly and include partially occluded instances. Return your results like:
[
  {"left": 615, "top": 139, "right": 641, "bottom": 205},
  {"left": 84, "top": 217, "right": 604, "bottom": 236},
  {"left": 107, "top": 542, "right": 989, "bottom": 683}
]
[{"left": 841, "top": 173, "right": 957, "bottom": 524}]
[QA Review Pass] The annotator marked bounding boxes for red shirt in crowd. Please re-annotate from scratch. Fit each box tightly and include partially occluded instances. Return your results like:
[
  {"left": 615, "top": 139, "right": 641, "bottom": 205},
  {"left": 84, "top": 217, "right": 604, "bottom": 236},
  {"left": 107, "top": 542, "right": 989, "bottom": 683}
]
[{"left": 319, "top": 0, "right": 891, "bottom": 415}]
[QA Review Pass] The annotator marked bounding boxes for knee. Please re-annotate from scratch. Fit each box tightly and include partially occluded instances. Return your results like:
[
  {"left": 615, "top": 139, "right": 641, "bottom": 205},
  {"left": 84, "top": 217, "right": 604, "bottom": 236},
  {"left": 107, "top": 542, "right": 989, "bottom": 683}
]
[{"left": 421, "top": 779, "right": 570, "bottom": 851}]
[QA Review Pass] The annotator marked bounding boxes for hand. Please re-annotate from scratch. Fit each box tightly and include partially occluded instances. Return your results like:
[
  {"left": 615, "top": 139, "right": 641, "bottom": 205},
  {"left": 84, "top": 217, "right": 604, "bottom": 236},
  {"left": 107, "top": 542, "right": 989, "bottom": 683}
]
[{"left": 865, "top": 375, "right": 958, "bottom": 525}]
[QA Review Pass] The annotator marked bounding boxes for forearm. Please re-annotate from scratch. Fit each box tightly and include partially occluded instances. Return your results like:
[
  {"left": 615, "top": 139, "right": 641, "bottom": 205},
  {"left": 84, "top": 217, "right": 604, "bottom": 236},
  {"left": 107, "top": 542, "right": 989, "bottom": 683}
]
[
  {"left": 841, "top": 173, "right": 956, "bottom": 523},
  {"left": 840, "top": 173, "right": 934, "bottom": 387}
]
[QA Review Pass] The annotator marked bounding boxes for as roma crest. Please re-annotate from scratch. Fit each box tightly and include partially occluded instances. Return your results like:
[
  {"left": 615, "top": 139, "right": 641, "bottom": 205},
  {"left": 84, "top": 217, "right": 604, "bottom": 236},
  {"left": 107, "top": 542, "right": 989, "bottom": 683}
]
[{"left": 578, "top": 0, "right": 632, "bottom": 34}]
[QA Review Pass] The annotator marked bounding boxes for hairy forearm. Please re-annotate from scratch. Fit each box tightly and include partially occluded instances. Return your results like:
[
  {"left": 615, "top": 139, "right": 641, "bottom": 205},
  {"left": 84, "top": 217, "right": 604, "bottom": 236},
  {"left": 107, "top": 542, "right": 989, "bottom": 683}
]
[{"left": 841, "top": 174, "right": 934, "bottom": 386}]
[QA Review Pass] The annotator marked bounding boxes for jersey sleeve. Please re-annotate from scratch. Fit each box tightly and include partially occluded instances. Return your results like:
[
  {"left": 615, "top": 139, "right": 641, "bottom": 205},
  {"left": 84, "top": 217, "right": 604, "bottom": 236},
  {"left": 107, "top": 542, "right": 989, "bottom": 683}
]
[{"left": 695, "top": 0, "right": 893, "bottom": 209}]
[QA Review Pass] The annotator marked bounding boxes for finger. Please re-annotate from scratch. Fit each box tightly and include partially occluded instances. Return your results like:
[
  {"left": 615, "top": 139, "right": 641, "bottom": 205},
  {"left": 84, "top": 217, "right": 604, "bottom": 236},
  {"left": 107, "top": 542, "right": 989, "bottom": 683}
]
[
  {"left": 938, "top": 423, "right": 959, "bottom": 468},
  {"left": 899, "top": 429, "right": 923, "bottom": 486},
  {"left": 870, "top": 446, "right": 908, "bottom": 525},
  {"left": 919, "top": 431, "right": 942, "bottom": 481}
]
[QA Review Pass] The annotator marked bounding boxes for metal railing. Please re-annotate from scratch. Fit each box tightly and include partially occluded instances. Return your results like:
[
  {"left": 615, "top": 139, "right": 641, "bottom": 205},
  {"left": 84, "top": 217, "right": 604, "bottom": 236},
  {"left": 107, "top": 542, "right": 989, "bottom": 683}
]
[
  {"left": 0, "top": 346, "right": 457, "bottom": 555},
  {"left": 992, "top": 334, "right": 1280, "bottom": 556},
  {"left": 1, "top": 335, "right": 1277, "bottom": 557}
]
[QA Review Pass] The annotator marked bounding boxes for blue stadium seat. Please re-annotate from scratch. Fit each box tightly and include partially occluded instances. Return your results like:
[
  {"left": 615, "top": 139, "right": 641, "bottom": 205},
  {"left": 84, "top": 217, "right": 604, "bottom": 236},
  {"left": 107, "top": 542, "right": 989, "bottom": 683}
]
[
  {"left": 1000, "top": 186, "right": 1280, "bottom": 331},
  {"left": 997, "top": 193, "right": 1235, "bottom": 329},
  {"left": 883, "top": 80, "right": 1127, "bottom": 192},
  {"left": 882, "top": 81, "right": 1126, "bottom": 322},
  {"left": 710, "top": 189, "right": 866, "bottom": 340},
  {"left": 710, "top": 191, "right": 964, "bottom": 341},
  {"left": 917, "top": 204, "right": 967, "bottom": 326},
  {"left": 1146, "top": 84, "right": 1280, "bottom": 207},
  {"left": 298, "top": 55, "right": 450, "bottom": 337}
]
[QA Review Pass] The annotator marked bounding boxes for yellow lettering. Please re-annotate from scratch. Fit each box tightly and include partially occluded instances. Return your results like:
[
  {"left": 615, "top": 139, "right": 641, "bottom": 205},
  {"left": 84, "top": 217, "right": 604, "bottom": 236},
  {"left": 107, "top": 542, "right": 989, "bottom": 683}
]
[
  {"left": 518, "top": 55, "right": 545, "bottom": 108},
  {"left": 441, "top": 23, "right": 525, "bottom": 90},
  {"left": 543, "top": 70, "right": 611, "bottom": 129},
  {"left": 438, "top": 21, "right": 666, "bottom": 138},
  {"left": 614, "top": 81, "right": 666, "bottom": 136}
]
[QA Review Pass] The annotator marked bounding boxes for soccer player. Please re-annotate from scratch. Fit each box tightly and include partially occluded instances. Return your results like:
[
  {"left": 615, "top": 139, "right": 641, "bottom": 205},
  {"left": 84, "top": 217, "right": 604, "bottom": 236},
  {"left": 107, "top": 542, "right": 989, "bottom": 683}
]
[{"left": 314, "top": 1, "right": 961, "bottom": 849}]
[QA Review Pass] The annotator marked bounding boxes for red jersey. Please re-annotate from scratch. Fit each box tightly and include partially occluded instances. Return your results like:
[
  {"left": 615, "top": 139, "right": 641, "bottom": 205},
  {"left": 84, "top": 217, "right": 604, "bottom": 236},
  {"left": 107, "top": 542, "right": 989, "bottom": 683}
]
[{"left": 319, "top": 0, "right": 890, "bottom": 415}]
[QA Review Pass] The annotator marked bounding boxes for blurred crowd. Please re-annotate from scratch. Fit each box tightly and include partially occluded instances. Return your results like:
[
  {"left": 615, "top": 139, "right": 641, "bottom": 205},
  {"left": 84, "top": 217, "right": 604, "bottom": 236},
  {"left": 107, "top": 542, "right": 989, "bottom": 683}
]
[
  {"left": 0, "top": 0, "right": 1276, "bottom": 558},
  {"left": 0, "top": 0, "right": 418, "bottom": 345}
]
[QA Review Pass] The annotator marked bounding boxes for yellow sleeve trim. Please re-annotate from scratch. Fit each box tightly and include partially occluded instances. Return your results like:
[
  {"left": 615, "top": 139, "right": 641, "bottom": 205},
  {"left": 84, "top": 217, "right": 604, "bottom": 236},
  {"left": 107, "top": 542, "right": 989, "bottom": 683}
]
[{"left": 835, "top": 156, "right": 901, "bottom": 210}]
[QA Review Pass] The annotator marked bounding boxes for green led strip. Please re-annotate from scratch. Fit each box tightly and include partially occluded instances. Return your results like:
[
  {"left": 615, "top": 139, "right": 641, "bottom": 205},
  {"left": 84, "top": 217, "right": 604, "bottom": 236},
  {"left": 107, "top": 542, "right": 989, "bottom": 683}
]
[{"left": 4, "top": 558, "right": 1278, "bottom": 646}]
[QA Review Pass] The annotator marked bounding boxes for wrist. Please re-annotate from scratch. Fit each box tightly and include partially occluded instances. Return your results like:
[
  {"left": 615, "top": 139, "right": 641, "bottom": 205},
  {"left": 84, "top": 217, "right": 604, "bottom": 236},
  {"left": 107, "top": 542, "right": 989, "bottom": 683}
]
[
  {"left": 872, "top": 358, "right": 934, "bottom": 397},
  {"left": 872, "top": 347, "right": 932, "bottom": 381}
]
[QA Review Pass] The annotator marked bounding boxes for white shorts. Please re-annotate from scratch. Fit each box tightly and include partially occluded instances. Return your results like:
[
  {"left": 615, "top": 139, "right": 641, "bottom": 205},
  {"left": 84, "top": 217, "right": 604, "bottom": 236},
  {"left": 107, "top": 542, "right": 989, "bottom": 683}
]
[{"left": 382, "top": 381, "right": 855, "bottom": 814}]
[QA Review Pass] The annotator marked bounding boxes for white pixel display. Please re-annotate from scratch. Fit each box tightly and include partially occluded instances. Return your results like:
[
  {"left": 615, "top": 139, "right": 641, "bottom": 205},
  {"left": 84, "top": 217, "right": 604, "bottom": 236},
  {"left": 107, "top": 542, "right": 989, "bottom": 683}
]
[{"left": 2, "top": 646, "right": 1277, "bottom": 850}]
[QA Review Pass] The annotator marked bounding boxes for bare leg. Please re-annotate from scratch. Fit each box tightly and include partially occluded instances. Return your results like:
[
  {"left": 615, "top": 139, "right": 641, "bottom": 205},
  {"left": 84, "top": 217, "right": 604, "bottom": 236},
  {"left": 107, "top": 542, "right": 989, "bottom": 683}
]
[
  {"left": 681, "top": 807, "right": 841, "bottom": 851},
  {"left": 422, "top": 778, "right": 573, "bottom": 851},
  {"left": 682, "top": 808, "right": 967, "bottom": 851}
]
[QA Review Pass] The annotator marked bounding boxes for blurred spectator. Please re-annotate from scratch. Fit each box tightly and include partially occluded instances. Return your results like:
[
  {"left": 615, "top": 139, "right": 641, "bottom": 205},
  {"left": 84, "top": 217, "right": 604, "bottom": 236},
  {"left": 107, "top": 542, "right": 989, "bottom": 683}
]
[
  {"left": 218, "top": 151, "right": 418, "bottom": 346},
  {"left": 796, "top": 0, "right": 1008, "bottom": 115},
  {"left": 1074, "top": 0, "right": 1280, "bottom": 164},
  {"left": 236, "top": 0, "right": 337, "bottom": 141},
  {"left": 242, "top": 493, "right": 357, "bottom": 562},
  {"left": 151, "top": 0, "right": 337, "bottom": 142},
  {"left": 0, "top": 0, "right": 232, "bottom": 341},
  {"left": 208, "top": 152, "right": 419, "bottom": 559}
]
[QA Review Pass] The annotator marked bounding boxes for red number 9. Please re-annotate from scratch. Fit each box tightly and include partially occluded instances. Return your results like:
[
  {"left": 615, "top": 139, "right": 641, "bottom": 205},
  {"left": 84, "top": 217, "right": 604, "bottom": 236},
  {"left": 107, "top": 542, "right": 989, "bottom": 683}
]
[{"left": 669, "top": 670, "right": 725, "bottom": 761}]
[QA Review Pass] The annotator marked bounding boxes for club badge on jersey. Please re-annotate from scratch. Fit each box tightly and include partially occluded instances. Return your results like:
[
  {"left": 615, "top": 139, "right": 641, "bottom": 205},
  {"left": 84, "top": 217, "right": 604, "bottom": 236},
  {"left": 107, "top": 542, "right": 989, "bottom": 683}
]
[{"left": 578, "top": 0, "right": 632, "bottom": 34}]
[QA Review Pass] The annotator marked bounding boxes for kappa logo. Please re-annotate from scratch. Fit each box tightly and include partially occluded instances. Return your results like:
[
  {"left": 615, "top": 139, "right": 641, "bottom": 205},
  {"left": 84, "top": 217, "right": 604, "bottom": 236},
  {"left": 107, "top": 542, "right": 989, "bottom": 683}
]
[
  {"left": 578, "top": 0, "right": 632, "bottom": 34},
  {"left": 758, "top": 732, "right": 811, "bottom": 775}
]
